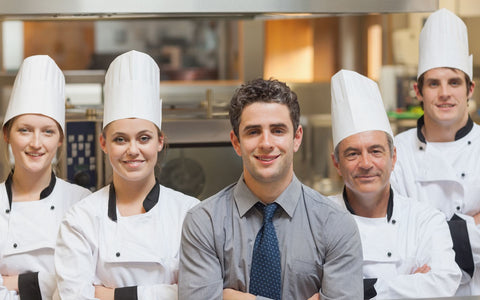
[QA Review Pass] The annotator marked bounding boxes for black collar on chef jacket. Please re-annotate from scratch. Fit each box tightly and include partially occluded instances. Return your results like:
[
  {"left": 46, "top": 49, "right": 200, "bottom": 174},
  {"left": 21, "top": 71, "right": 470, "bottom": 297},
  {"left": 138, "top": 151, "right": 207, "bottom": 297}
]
[
  {"left": 417, "top": 114, "right": 473, "bottom": 143},
  {"left": 5, "top": 171, "right": 56, "bottom": 210},
  {"left": 108, "top": 179, "right": 160, "bottom": 222},
  {"left": 342, "top": 186, "right": 394, "bottom": 222}
]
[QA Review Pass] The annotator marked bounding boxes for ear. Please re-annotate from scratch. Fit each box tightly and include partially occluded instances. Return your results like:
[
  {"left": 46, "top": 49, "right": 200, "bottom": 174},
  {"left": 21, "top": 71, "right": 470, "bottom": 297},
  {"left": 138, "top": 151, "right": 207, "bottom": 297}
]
[
  {"left": 3, "top": 126, "right": 8, "bottom": 143},
  {"left": 99, "top": 134, "right": 107, "bottom": 154},
  {"left": 230, "top": 130, "right": 242, "bottom": 157},
  {"left": 157, "top": 134, "right": 164, "bottom": 152},
  {"left": 331, "top": 152, "right": 342, "bottom": 177},
  {"left": 468, "top": 80, "right": 475, "bottom": 99},
  {"left": 293, "top": 125, "right": 303, "bottom": 153},
  {"left": 413, "top": 82, "right": 423, "bottom": 102},
  {"left": 391, "top": 146, "right": 397, "bottom": 171}
]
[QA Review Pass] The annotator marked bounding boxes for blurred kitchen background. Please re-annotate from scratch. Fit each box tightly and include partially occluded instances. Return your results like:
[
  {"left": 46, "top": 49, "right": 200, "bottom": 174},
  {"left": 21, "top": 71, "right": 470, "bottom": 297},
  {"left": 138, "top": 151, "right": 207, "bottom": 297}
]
[{"left": 0, "top": 0, "right": 477, "bottom": 199}]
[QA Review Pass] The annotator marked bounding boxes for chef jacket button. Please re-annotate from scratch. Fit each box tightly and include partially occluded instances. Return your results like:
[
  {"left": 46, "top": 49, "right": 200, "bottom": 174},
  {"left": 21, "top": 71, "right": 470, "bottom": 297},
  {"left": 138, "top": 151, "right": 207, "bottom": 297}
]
[
  {"left": 391, "top": 219, "right": 396, "bottom": 225},
  {"left": 461, "top": 173, "right": 466, "bottom": 178},
  {"left": 50, "top": 205, "right": 55, "bottom": 210},
  {"left": 456, "top": 206, "right": 461, "bottom": 211},
  {"left": 468, "top": 141, "right": 472, "bottom": 145},
  {"left": 5, "top": 209, "right": 10, "bottom": 214},
  {"left": 387, "top": 252, "right": 392, "bottom": 257},
  {"left": 13, "top": 243, "right": 17, "bottom": 248},
  {"left": 419, "top": 146, "right": 424, "bottom": 150},
  {"left": 116, "top": 252, "right": 120, "bottom": 257}
]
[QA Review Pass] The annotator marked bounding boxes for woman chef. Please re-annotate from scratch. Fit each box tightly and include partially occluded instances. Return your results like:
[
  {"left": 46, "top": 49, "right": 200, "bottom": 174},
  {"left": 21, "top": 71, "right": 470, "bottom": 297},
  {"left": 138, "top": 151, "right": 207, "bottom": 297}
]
[
  {"left": 54, "top": 50, "right": 199, "bottom": 300},
  {"left": 0, "top": 55, "right": 91, "bottom": 299}
]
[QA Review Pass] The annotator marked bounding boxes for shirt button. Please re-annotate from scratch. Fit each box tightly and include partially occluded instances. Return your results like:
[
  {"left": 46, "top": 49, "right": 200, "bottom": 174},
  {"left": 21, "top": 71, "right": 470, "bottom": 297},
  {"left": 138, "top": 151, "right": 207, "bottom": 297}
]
[
  {"left": 13, "top": 243, "right": 17, "bottom": 248},
  {"left": 5, "top": 209, "right": 10, "bottom": 214},
  {"left": 50, "top": 205, "right": 55, "bottom": 210},
  {"left": 456, "top": 206, "right": 461, "bottom": 211},
  {"left": 419, "top": 146, "right": 424, "bottom": 150},
  {"left": 468, "top": 141, "right": 472, "bottom": 145},
  {"left": 116, "top": 252, "right": 120, "bottom": 257},
  {"left": 461, "top": 173, "right": 466, "bottom": 178},
  {"left": 387, "top": 252, "right": 392, "bottom": 257},
  {"left": 391, "top": 219, "right": 396, "bottom": 225}
]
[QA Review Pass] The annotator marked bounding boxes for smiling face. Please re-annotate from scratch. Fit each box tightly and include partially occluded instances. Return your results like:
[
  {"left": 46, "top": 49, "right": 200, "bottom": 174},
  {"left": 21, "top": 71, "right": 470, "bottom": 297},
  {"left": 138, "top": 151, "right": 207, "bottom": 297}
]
[
  {"left": 4, "top": 114, "right": 62, "bottom": 175},
  {"left": 230, "top": 102, "right": 302, "bottom": 189},
  {"left": 415, "top": 67, "right": 475, "bottom": 131},
  {"left": 333, "top": 130, "right": 395, "bottom": 197},
  {"left": 100, "top": 118, "right": 163, "bottom": 184}
]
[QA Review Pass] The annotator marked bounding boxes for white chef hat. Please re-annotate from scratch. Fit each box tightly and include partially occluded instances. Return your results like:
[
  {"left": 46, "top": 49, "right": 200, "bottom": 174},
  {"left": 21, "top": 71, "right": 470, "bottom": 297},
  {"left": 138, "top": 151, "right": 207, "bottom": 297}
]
[
  {"left": 418, "top": 8, "right": 472, "bottom": 79},
  {"left": 103, "top": 50, "right": 162, "bottom": 130},
  {"left": 331, "top": 69, "right": 393, "bottom": 149},
  {"left": 2, "top": 55, "right": 65, "bottom": 133}
]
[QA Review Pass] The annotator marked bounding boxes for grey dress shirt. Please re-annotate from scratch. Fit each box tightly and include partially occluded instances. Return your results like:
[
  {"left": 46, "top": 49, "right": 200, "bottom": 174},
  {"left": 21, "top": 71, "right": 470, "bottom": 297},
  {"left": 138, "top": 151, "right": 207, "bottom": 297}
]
[{"left": 179, "top": 174, "right": 363, "bottom": 300}]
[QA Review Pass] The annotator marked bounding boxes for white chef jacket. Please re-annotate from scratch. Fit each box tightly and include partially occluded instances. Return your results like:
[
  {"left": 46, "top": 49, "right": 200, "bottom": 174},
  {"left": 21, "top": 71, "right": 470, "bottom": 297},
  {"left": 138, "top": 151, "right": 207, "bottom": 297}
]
[
  {"left": 55, "top": 183, "right": 199, "bottom": 300},
  {"left": 0, "top": 175, "right": 91, "bottom": 300},
  {"left": 392, "top": 118, "right": 480, "bottom": 295},
  {"left": 330, "top": 190, "right": 461, "bottom": 299}
]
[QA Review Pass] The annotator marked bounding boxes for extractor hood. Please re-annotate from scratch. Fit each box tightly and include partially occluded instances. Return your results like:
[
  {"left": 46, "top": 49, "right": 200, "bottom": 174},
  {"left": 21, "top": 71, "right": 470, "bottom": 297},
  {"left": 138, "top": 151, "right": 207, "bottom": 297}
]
[{"left": 0, "top": 0, "right": 438, "bottom": 20}]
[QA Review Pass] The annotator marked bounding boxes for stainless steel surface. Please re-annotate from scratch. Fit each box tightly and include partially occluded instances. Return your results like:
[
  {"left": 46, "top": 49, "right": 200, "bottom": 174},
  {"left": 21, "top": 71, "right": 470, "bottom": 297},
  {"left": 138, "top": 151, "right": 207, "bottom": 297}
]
[{"left": 0, "top": 0, "right": 437, "bottom": 20}]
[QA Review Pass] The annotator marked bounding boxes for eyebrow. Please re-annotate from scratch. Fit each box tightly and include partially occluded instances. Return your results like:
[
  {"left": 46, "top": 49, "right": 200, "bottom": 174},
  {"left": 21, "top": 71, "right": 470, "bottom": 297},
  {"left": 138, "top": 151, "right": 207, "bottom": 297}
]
[{"left": 242, "top": 123, "right": 288, "bottom": 132}]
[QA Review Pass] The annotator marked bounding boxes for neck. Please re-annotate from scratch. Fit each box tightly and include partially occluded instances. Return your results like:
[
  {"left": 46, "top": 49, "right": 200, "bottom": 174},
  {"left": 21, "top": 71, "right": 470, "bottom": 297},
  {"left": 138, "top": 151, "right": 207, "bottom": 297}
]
[
  {"left": 243, "top": 171, "right": 293, "bottom": 204},
  {"left": 423, "top": 114, "right": 468, "bottom": 142},
  {"left": 346, "top": 186, "right": 390, "bottom": 218},
  {"left": 112, "top": 173, "right": 156, "bottom": 204},
  {"left": 11, "top": 166, "right": 52, "bottom": 202}
]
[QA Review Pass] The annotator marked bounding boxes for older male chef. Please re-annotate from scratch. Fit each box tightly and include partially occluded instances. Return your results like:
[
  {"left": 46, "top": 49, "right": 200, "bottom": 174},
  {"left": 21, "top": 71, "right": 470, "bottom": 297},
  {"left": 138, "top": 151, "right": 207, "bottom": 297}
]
[
  {"left": 391, "top": 8, "right": 480, "bottom": 296},
  {"left": 329, "top": 69, "right": 461, "bottom": 299}
]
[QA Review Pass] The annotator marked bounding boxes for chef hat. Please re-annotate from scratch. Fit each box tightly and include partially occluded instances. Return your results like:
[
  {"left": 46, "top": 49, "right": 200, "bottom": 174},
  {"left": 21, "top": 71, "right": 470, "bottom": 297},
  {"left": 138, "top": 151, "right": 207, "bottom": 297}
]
[
  {"left": 418, "top": 8, "right": 472, "bottom": 79},
  {"left": 103, "top": 50, "right": 162, "bottom": 130},
  {"left": 331, "top": 69, "right": 393, "bottom": 149},
  {"left": 2, "top": 55, "right": 65, "bottom": 133}
]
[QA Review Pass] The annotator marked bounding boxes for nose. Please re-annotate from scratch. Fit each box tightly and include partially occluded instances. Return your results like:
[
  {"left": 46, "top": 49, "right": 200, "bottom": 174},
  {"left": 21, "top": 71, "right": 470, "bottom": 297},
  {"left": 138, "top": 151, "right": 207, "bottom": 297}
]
[
  {"left": 358, "top": 152, "right": 373, "bottom": 169},
  {"left": 127, "top": 141, "right": 139, "bottom": 156},
  {"left": 259, "top": 131, "right": 274, "bottom": 150},
  {"left": 438, "top": 83, "right": 450, "bottom": 99},
  {"left": 29, "top": 131, "right": 41, "bottom": 149}
]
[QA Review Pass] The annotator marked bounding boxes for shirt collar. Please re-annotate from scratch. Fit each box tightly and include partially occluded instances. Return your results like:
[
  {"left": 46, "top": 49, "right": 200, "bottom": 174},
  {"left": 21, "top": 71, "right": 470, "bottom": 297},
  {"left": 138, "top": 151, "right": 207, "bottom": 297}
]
[
  {"left": 342, "top": 186, "right": 394, "bottom": 222},
  {"left": 108, "top": 179, "right": 160, "bottom": 222},
  {"left": 234, "top": 173, "right": 302, "bottom": 218},
  {"left": 416, "top": 114, "right": 473, "bottom": 143},
  {"left": 5, "top": 171, "right": 56, "bottom": 210}
]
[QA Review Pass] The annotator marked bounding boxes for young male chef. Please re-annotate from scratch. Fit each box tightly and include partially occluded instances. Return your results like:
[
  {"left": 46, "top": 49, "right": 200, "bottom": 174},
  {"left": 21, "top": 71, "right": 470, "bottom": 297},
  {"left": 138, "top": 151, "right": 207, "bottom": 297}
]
[
  {"left": 391, "top": 8, "right": 480, "bottom": 295},
  {"left": 330, "top": 69, "right": 461, "bottom": 299},
  {"left": 179, "top": 78, "right": 363, "bottom": 300}
]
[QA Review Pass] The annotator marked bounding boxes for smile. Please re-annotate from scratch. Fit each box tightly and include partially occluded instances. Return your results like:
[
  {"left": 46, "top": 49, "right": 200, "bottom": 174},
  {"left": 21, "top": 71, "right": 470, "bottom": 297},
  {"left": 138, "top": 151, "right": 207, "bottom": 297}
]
[
  {"left": 26, "top": 152, "right": 44, "bottom": 157},
  {"left": 255, "top": 155, "right": 280, "bottom": 162},
  {"left": 437, "top": 104, "right": 455, "bottom": 108}
]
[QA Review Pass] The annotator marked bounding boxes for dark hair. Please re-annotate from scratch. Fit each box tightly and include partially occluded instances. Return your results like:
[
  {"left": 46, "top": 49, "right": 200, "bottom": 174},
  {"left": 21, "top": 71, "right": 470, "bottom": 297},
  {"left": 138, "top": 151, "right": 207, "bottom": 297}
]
[
  {"left": 229, "top": 78, "right": 300, "bottom": 138},
  {"left": 417, "top": 68, "right": 473, "bottom": 98}
]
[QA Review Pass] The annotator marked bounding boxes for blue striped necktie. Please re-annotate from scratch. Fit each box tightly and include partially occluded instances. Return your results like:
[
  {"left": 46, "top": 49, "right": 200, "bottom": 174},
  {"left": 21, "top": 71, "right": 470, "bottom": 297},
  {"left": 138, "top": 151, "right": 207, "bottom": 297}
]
[{"left": 249, "top": 202, "right": 281, "bottom": 300}]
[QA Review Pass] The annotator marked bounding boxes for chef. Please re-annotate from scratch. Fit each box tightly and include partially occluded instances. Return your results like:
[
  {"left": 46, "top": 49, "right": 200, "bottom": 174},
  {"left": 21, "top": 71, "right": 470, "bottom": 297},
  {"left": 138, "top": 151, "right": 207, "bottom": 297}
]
[
  {"left": 0, "top": 55, "right": 91, "bottom": 300},
  {"left": 330, "top": 69, "right": 461, "bottom": 299},
  {"left": 391, "top": 8, "right": 480, "bottom": 296},
  {"left": 54, "top": 50, "right": 199, "bottom": 300}
]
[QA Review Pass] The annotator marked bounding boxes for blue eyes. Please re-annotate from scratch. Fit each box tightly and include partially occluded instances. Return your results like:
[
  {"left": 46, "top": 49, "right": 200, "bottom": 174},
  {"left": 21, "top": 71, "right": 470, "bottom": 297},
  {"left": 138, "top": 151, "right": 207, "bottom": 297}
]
[{"left": 113, "top": 135, "right": 152, "bottom": 144}]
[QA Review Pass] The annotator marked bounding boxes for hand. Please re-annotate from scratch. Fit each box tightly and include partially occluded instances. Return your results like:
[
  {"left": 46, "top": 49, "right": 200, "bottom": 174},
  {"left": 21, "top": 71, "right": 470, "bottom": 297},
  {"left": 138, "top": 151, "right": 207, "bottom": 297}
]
[
  {"left": 223, "top": 288, "right": 256, "bottom": 300},
  {"left": 94, "top": 285, "right": 115, "bottom": 300},
  {"left": 2, "top": 275, "right": 19, "bottom": 292},
  {"left": 412, "top": 264, "right": 431, "bottom": 274},
  {"left": 307, "top": 293, "right": 321, "bottom": 300}
]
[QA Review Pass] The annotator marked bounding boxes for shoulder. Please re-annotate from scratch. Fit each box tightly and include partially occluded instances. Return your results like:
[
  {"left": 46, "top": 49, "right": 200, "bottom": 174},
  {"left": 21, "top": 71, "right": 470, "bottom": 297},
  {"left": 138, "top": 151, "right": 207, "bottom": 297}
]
[
  {"left": 393, "top": 192, "right": 445, "bottom": 223},
  {"left": 55, "top": 177, "right": 92, "bottom": 200},
  {"left": 302, "top": 185, "right": 357, "bottom": 230},
  {"left": 65, "top": 185, "right": 109, "bottom": 220},
  {"left": 394, "top": 127, "right": 417, "bottom": 147},
  {"left": 158, "top": 184, "right": 200, "bottom": 210}
]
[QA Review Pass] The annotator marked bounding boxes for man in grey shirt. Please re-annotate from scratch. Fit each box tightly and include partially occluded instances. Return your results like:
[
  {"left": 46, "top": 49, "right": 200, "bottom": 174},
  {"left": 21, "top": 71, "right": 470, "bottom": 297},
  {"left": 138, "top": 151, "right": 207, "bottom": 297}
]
[{"left": 179, "top": 78, "right": 363, "bottom": 300}]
